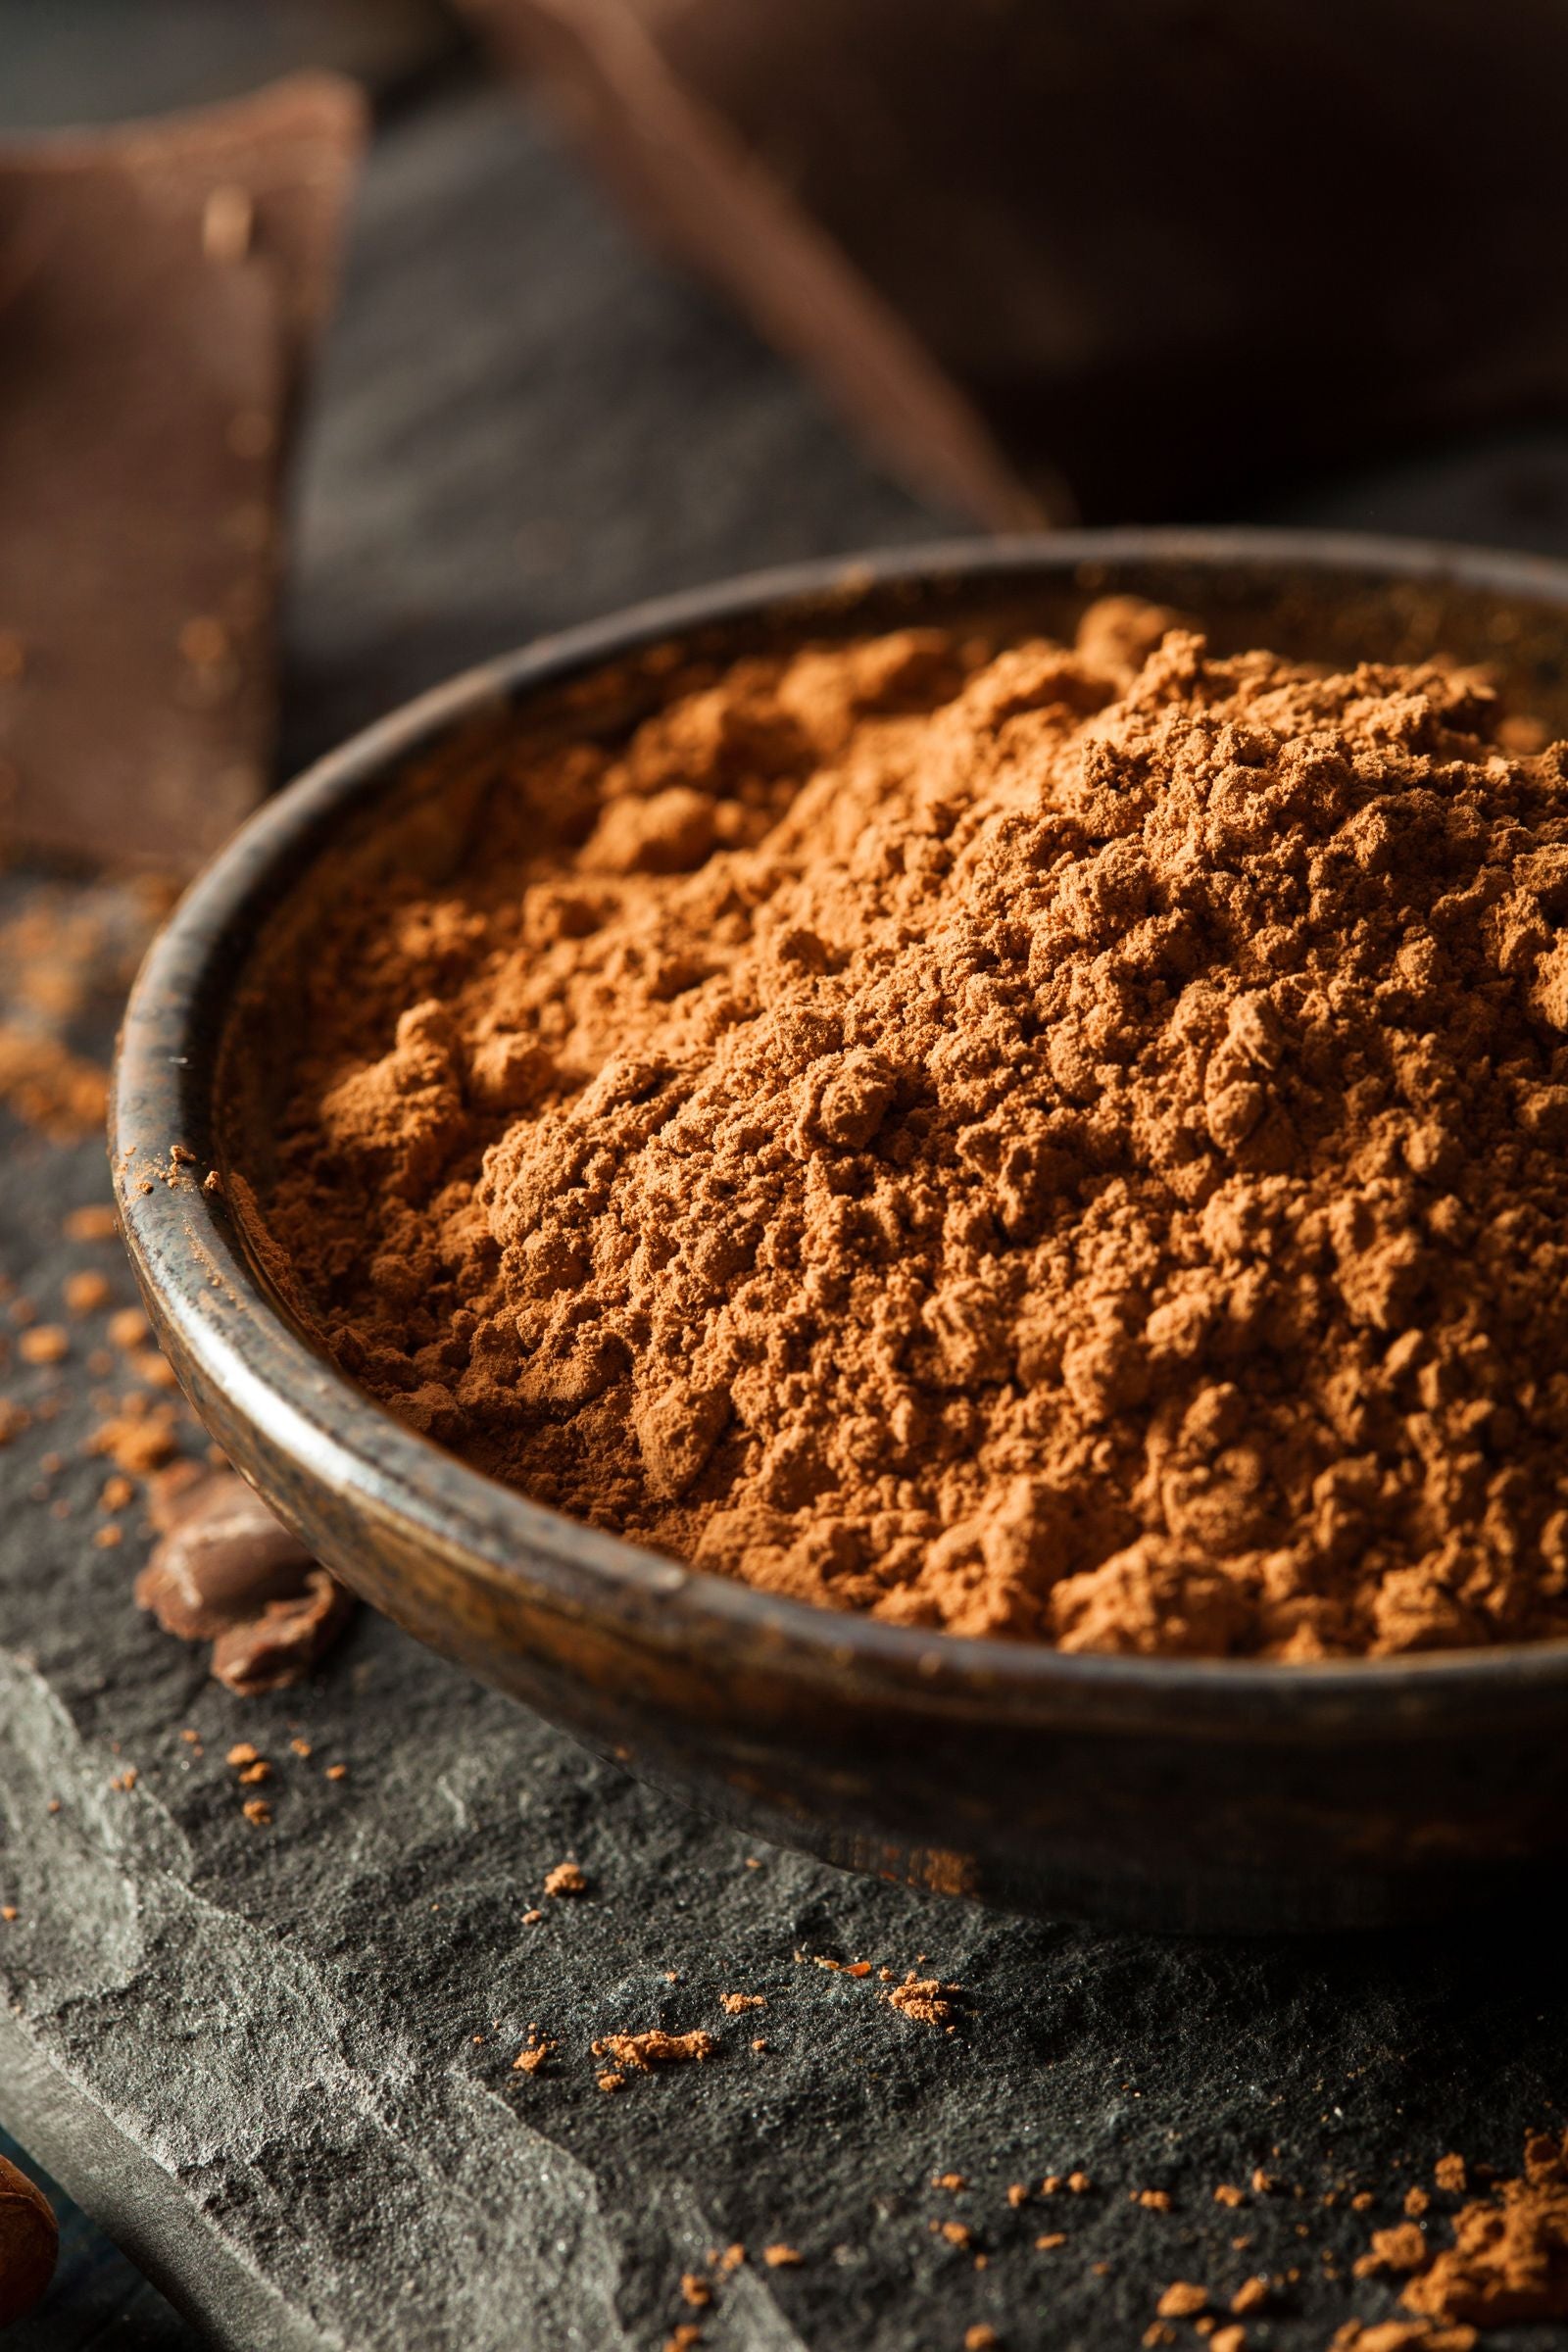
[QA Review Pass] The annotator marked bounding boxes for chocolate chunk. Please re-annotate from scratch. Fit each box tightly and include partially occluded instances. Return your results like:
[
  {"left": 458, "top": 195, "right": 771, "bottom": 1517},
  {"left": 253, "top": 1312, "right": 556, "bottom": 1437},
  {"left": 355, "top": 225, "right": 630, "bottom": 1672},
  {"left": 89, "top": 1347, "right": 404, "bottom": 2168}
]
[
  {"left": 209, "top": 1571, "right": 356, "bottom": 1698},
  {"left": 465, "top": 0, "right": 1568, "bottom": 522},
  {"left": 135, "top": 1470, "right": 354, "bottom": 1692},
  {"left": 0, "top": 75, "right": 366, "bottom": 867},
  {"left": 0, "top": 2152, "right": 57, "bottom": 2329}
]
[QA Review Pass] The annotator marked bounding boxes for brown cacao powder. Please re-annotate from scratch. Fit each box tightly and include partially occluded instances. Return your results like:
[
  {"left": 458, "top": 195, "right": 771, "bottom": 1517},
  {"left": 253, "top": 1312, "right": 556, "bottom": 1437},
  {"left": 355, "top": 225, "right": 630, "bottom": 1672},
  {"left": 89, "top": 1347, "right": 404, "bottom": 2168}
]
[
  {"left": 266, "top": 603, "right": 1568, "bottom": 1656},
  {"left": 1398, "top": 2130, "right": 1568, "bottom": 2328}
]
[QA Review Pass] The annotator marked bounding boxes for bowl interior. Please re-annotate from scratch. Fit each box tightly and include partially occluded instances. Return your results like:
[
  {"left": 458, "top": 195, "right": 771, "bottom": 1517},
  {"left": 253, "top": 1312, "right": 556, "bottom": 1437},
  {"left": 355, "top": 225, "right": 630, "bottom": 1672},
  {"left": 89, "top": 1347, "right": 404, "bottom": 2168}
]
[
  {"left": 144, "top": 531, "right": 1568, "bottom": 1712},
  {"left": 218, "top": 533, "right": 1568, "bottom": 1296}
]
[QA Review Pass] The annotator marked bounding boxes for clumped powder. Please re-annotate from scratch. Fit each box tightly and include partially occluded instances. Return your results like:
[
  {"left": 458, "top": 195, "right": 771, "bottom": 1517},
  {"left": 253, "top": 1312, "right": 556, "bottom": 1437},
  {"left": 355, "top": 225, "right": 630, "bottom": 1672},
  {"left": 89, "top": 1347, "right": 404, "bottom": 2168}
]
[
  {"left": 1400, "top": 2130, "right": 1568, "bottom": 2327},
  {"left": 267, "top": 603, "right": 1568, "bottom": 1656}
]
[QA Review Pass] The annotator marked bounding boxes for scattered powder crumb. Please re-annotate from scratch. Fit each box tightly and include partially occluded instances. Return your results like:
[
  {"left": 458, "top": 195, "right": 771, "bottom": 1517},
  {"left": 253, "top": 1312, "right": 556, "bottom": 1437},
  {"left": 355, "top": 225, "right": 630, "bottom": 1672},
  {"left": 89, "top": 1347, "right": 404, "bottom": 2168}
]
[
  {"left": 1434, "top": 2156, "right": 1467, "bottom": 2194},
  {"left": 887, "top": 1975, "right": 959, "bottom": 2026},
  {"left": 932, "top": 2173, "right": 967, "bottom": 2192},
  {"left": 0, "top": 1026, "right": 108, "bottom": 1142},
  {"left": 512, "top": 2033, "right": 556, "bottom": 2075},
  {"left": 19, "top": 1325, "right": 69, "bottom": 1364},
  {"left": 762, "top": 2245, "right": 801, "bottom": 2268},
  {"left": 1067, "top": 2173, "right": 1092, "bottom": 2195},
  {"left": 1353, "top": 2192, "right": 1376, "bottom": 2213},
  {"left": 597, "top": 2072, "right": 625, "bottom": 2093},
  {"left": 109, "top": 1767, "right": 137, "bottom": 1791},
  {"left": 1210, "top": 2329, "right": 1246, "bottom": 2352},
  {"left": 107, "top": 1307, "right": 151, "bottom": 1352},
  {"left": 543, "top": 1860, "right": 587, "bottom": 1896},
  {"left": 290, "top": 1738, "right": 312, "bottom": 1757},
  {"left": 1156, "top": 2282, "right": 1209, "bottom": 2319},
  {"left": 63, "top": 1271, "right": 110, "bottom": 1314},
  {"left": 591, "top": 2030, "right": 716, "bottom": 2072},
  {"left": 716, "top": 2246, "right": 746, "bottom": 2275},
  {"left": 89, "top": 1407, "right": 177, "bottom": 1474},
  {"left": 1006, "top": 2184, "right": 1029, "bottom": 2209},
  {"left": 1230, "top": 2278, "right": 1268, "bottom": 2315},
  {"left": 1136, "top": 2189, "right": 1173, "bottom": 2211},
  {"left": 1035, "top": 2233, "right": 1066, "bottom": 2252},
  {"left": 663, "top": 2328, "right": 702, "bottom": 2352},
  {"left": 226, "top": 1742, "right": 260, "bottom": 1767},
  {"left": 1328, "top": 2326, "right": 1476, "bottom": 2351},
  {"left": 964, "top": 2329, "right": 999, "bottom": 2351},
  {"left": 92, "top": 1523, "right": 122, "bottom": 1548},
  {"left": 720, "top": 1993, "right": 766, "bottom": 2015},
  {"left": 680, "top": 2276, "right": 710, "bottom": 2309},
  {"left": 1355, "top": 2224, "right": 1429, "bottom": 2278},
  {"left": 1144, "top": 2329, "right": 1176, "bottom": 2349},
  {"left": 1, "top": 1905, "right": 18, "bottom": 1923},
  {"left": 521, "top": 1908, "right": 543, "bottom": 1926},
  {"left": 751, "top": 2037, "right": 768, "bottom": 2052},
  {"left": 1214, "top": 2184, "right": 1247, "bottom": 2208},
  {"left": 241, "top": 1797, "right": 272, "bottom": 1828},
  {"left": 1405, "top": 2188, "right": 1431, "bottom": 2218},
  {"left": 64, "top": 1204, "right": 119, "bottom": 1242},
  {"left": 936, "top": 2222, "right": 972, "bottom": 2249},
  {"left": 1250, "top": 2171, "right": 1277, "bottom": 2196},
  {"left": 99, "top": 1475, "right": 134, "bottom": 1511}
]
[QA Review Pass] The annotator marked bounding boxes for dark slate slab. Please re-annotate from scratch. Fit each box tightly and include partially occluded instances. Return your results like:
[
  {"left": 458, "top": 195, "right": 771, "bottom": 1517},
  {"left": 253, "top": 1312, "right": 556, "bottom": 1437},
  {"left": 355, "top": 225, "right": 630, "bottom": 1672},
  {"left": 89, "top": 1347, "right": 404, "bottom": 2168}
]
[{"left": 5, "top": 33, "right": 1568, "bottom": 2352}]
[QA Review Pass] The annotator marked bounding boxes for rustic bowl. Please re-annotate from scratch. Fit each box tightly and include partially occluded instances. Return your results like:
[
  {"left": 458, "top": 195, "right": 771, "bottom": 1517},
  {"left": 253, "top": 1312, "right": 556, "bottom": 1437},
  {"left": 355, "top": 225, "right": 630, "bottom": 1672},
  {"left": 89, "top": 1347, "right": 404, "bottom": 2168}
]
[{"left": 112, "top": 528, "right": 1568, "bottom": 1934}]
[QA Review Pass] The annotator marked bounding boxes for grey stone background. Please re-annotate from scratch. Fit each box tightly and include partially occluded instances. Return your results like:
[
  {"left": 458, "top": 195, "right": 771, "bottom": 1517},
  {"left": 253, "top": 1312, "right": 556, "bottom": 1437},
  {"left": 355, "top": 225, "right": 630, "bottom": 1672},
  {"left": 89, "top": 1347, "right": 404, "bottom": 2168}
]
[{"left": 4, "top": 6, "right": 1568, "bottom": 2349}]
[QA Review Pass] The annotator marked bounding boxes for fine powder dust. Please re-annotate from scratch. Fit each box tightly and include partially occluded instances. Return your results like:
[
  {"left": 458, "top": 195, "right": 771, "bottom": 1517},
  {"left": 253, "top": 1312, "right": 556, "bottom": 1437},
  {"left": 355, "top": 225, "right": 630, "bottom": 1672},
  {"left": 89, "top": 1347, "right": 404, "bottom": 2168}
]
[{"left": 265, "top": 600, "right": 1568, "bottom": 1656}]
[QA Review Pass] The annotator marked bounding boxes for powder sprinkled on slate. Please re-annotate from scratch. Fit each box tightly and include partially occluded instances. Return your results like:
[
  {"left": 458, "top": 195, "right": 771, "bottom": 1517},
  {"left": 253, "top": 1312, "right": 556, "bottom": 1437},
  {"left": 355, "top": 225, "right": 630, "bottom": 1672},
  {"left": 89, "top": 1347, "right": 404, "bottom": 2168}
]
[{"left": 268, "top": 608, "right": 1568, "bottom": 1656}]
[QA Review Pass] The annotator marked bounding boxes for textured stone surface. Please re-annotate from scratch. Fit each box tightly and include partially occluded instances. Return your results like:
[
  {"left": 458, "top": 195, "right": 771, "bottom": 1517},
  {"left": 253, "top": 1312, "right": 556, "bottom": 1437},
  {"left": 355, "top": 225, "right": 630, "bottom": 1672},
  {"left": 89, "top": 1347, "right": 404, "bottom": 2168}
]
[{"left": 6, "top": 29, "right": 1568, "bottom": 2352}]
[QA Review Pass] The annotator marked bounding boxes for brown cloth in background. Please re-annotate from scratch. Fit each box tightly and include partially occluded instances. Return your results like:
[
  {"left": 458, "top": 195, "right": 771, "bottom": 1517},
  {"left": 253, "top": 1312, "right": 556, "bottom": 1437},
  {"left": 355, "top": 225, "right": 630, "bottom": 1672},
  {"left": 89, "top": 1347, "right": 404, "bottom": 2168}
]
[
  {"left": 466, "top": 0, "right": 1568, "bottom": 528},
  {"left": 0, "top": 74, "right": 366, "bottom": 868}
]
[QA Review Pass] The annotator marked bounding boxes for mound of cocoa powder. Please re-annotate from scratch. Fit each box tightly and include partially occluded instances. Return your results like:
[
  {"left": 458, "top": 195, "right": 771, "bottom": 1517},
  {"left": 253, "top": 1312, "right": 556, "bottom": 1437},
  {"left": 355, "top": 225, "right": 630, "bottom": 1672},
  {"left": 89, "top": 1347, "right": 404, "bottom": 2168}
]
[{"left": 264, "top": 599, "right": 1568, "bottom": 1655}]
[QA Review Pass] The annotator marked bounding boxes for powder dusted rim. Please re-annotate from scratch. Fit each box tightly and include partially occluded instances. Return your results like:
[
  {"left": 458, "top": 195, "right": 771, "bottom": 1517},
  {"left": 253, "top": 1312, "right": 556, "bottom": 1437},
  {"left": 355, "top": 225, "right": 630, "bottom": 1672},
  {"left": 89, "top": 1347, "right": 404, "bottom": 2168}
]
[{"left": 111, "top": 529, "right": 1568, "bottom": 1927}]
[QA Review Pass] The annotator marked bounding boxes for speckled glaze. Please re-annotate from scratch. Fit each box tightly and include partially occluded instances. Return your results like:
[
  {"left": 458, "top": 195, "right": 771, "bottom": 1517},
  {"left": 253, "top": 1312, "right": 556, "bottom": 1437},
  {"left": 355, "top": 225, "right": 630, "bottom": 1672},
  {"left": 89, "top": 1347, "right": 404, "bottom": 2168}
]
[{"left": 112, "top": 530, "right": 1568, "bottom": 1932}]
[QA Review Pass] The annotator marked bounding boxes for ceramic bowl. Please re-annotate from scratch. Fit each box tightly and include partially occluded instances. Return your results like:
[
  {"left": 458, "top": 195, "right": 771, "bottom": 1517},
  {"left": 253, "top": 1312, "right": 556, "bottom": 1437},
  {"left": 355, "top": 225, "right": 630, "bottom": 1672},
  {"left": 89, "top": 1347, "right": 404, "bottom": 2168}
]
[{"left": 112, "top": 528, "right": 1568, "bottom": 1932}]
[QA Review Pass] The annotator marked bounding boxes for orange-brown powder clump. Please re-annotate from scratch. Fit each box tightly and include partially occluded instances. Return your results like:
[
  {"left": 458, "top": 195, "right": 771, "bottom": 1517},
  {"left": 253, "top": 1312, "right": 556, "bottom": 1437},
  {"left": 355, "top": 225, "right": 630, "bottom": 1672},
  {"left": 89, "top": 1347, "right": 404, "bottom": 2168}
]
[
  {"left": 267, "top": 605, "right": 1568, "bottom": 1656},
  {"left": 1399, "top": 2131, "right": 1568, "bottom": 2327}
]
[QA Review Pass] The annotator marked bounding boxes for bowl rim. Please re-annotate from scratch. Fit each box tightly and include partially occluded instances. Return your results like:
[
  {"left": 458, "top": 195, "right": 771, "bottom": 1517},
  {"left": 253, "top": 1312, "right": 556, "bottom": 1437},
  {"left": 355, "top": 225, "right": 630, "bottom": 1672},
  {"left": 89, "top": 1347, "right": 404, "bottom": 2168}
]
[{"left": 112, "top": 523, "right": 1568, "bottom": 1729}]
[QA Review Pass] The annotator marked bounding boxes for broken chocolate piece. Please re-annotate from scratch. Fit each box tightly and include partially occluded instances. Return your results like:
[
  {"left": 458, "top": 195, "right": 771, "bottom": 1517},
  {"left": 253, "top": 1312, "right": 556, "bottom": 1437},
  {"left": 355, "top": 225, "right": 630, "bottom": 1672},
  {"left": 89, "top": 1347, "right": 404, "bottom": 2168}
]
[
  {"left": 0, "top": 74, "right": 366, "bottom": 867},
  {"left": 209, "top": 1573, "right": 356, "bottom": 1698},
  {"left": 0, "top": 2152, "right": 57, "bottom": 2329},
  {"left": 135, "top": 1469, "right": 354, "bottom": 1692}
]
